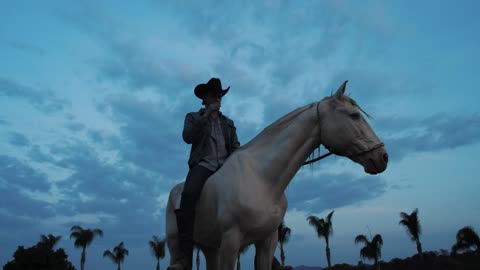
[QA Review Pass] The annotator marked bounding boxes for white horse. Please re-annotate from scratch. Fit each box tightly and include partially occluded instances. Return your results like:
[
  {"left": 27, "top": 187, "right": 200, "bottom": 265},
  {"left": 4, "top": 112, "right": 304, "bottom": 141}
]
[{"left": 166, "top": 81, "right": 388, "bottom": 270}]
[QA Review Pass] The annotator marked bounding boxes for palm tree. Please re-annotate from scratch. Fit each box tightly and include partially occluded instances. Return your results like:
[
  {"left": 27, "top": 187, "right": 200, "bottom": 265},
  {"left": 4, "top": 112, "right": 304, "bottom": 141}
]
[
  {"left": 307, "top": 210, "right": 334, "bottom": 269},
  {"left": 40, "top": 234, "right": 62, "bottom": 250},
  {"left": 70, "top": 225, "right": 103, "bottom": 270},
  {"left": 355, "top": 234, "right": 383, "bottom": 270},
  {"left": 451, "top": 226, "right": 480, "bottom": 255},
  {"left": 103, "top": 241, "right": 129, "bottom": 270},
  {"left": 149, "top": 236, "right": 166, "bottom": 270},
  {"left": 236, "top": 244, "right": 250, "bottom": 270},
  {"left": 278, "top": 221, "right": 291, "bottom": 267},
  {"left": 399, "top": 208, "right": 423, "bottom": 258}
]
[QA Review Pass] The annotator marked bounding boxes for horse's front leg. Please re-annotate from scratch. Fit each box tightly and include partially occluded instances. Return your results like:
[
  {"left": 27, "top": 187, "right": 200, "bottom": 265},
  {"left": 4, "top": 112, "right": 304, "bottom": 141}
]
[
  {"left": 254, "top": 230, "right": 278, "bottom": 270},
  {"left": 218, "top": 227, "right": 242, "bottom": 270}
]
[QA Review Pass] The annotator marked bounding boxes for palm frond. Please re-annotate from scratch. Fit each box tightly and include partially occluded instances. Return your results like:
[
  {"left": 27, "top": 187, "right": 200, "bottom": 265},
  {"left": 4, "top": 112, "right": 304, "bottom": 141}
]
[
  {"left": 149, "top": 236, "right": 166, "bottom": 259},
  {"left": 278, "top": 221, "right": 292, "bottom": 244},
  {"left": 70, "top": 225, "right": 83, "bottom": 232},
  {"left": 452, "top": 226, "right": 480, "bottom": 253},
  {"left": 69, "top": 231, "right": 81, "bottom": 240},
  {"left": 103, "top": 250, "right": 117, "bottom": 263},
  {"left": 372, "top": 234, "right": 383, "bottom": 247},
  {"left": 355, "top": 235, "right": 369, "bottom": 245},
  {"left": 326, "top": 210, "right": 334, "bottom": 224},
  {"left": 359, "top": 246, "right": 370, "bottom": 260},
  {"left": 399, "top": 212, "right": 409, "bottom": 220},
  {"left": 92, "top": 229, "right": 103, "bottom": 237}
]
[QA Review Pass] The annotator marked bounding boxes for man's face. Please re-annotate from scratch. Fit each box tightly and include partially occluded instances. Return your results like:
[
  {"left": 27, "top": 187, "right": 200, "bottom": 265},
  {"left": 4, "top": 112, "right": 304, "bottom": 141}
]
[{"left": 203, "top": 91, "right": 222, "bottom": 107}]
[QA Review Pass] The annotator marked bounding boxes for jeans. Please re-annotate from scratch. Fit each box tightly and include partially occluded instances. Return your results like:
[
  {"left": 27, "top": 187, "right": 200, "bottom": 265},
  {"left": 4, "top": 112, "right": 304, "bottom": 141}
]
[{"left": 179, "top": 165, "right": 215, "bottom": 214}]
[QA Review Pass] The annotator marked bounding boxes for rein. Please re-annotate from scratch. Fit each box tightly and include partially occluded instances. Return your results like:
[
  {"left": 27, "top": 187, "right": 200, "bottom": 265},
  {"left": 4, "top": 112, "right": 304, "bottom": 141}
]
[{"left": 302, "top": 101, "right": 384, "bottom": 166}]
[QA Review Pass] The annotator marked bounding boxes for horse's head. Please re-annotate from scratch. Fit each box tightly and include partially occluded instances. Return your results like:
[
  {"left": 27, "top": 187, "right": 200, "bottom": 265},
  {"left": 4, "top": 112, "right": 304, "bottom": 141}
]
[{"left": 319, "top": 81, "right": 388, "bottom": 174}]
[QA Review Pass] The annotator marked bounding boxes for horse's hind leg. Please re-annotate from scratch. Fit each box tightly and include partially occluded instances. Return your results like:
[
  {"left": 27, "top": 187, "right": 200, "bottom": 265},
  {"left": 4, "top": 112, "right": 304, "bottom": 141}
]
[
  {"left": 166, "top": 191, "right": 181, "bottom": 265},
  {"left": 203, "top": 246, "right": 219, "bottom": 270},
  {"left": 167, "top": 233, "right": 181, "bottom": 264}
]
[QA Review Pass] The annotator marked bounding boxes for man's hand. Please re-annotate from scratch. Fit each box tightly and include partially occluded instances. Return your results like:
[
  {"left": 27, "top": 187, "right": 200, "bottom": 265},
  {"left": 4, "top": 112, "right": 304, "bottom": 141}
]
[{"left": 206, "top": 102, "right": 221, "bottom": 116}]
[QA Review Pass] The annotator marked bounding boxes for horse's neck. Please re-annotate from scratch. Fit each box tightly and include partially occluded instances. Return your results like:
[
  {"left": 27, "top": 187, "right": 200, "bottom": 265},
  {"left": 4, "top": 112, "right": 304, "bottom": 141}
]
[{"left": 242, "top": 102, "right": 322, "bottom": 199}]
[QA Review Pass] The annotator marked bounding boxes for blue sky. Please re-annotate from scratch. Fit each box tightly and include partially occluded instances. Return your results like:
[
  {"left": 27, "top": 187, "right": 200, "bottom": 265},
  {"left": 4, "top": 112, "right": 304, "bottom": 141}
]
[{"left": 1, "top": 0, "right": 480, "bottom": 269}]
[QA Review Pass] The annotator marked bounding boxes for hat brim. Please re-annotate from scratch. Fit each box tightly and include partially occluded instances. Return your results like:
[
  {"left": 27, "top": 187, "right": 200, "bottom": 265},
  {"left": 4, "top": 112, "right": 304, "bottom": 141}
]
[{"left": 194, "top": 84, "right": 230, "bottom": 99}]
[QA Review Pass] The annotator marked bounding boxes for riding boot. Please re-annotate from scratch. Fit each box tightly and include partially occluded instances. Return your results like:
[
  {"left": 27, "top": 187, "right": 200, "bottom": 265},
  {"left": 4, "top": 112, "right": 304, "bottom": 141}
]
[{"left": 167, "top": 209, "right": 194, "bottom": 270}]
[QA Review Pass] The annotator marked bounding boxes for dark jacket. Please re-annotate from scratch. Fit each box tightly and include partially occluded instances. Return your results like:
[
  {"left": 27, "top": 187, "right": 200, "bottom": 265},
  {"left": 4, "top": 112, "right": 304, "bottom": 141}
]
[{"left": 183, "top": 108, "right": 240, "bottom": 169}]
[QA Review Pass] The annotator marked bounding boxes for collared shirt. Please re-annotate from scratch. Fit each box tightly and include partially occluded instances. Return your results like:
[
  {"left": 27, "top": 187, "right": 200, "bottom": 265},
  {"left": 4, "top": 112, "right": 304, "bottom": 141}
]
[{"left": 198, "top": 115, "right": 228, "bottom": 171}]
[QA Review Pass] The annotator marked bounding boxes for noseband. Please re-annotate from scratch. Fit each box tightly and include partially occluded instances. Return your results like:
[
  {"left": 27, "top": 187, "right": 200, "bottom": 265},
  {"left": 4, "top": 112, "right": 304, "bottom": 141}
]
[{"left": 302, "top": 102, "right": 384, "bottom": 166}]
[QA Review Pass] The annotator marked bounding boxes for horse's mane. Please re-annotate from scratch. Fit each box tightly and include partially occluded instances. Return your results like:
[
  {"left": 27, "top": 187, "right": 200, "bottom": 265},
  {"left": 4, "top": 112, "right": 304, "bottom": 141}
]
[{"left": 242, "top": 103, "right": 315, "bottom": 149}]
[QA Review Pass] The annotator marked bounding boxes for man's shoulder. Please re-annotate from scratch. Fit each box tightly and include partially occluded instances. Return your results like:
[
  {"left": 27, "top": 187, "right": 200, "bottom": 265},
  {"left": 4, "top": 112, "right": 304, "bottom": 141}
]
[
  {"left": 219, "top": 113, "right": 235, "bottom": 125},
  {"left": 186, "top": 109, "right": 204, "bottom": 118}
]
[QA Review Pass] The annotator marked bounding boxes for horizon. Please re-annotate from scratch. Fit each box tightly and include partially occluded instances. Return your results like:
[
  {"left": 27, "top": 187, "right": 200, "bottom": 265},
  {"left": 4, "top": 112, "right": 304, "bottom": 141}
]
[{"left": 1, "top": 1, "right": 480, "bottom": 270}]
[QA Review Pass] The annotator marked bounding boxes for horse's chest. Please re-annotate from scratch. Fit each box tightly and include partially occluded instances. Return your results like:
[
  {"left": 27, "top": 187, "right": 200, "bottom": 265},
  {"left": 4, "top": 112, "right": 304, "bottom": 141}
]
[{"left": 237, "top": 196, "right": 287, "bottom": 237}]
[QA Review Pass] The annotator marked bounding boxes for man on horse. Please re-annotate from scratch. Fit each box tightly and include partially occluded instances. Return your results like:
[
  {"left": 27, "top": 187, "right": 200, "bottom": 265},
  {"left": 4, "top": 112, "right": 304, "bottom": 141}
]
[{"left": 171, "top": 77, "right": 291, "bottom": 270}]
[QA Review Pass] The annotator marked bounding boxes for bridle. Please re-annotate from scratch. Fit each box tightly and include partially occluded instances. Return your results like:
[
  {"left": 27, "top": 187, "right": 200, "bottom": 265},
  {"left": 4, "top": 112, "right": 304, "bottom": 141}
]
[{"left": 302, "top": 101, "right": 384, "bottom": 166}]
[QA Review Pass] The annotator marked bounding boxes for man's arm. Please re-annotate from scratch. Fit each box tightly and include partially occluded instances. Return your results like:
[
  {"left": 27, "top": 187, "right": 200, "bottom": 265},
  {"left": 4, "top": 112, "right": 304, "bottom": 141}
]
[
  {"left": 230, "top": 120, "right": 240, "bottom": 151},
  {"left": 182, "top": 112, "right": 208, "bottom": 144}
]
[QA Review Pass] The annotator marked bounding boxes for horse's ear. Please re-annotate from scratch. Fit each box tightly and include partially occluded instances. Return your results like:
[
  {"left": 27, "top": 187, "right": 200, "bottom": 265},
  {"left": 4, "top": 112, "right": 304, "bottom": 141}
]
[{"left": 334, "top": 80, "right": 348, "bottom": 99}]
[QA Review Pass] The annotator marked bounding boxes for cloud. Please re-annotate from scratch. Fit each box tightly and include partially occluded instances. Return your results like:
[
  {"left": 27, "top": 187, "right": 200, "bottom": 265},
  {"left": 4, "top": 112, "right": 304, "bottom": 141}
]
[
  {"left": 377, "top": 112, "right": 480, "bottom": 160},
  {"left": 0, "top": 186, "right": 55, "bottom": 220},
  {"left": 65, "top": 122, "right": 86, "bottom": 133},
  {"left": 98, "top": 93, "right": 189, "bottom": 179},
  {"left": 15, "top": 136, "right": 172, "bottom": 235},
  {"left": 0, "top": 118, "right": 10, "bottom": 126},
  {"left": 28, "top": 145, "right": 56, "bottom": 163},
  {"left": 7, "top": 40, "right": 46, "bottom": 56},
  {"left": 0, "top": 209, "right": 36, "bottom": 231},
  {"left": 0, "top": 78, "right": 68, "bottom": 114},
  {"left": 56, "top": 2, "right": 208, "bottom": 94},
  {"left": 0, "top": 155, "right": 51, "bottom": 192},
  {"left": 8, "top": 131, "right": 30, "bottom": 147},
  {"left": 41, "top": 212, "right": 117, "bottom": 227},
  {"left": 286, "top": 172, "right": 387, "bottom": 214}
]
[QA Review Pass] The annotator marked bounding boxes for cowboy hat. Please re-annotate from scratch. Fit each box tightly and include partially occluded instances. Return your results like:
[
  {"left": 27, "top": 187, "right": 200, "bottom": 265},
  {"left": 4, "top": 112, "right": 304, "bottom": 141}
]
[{"left": 194, "top": 78, "right": 230, "bottom": 99}]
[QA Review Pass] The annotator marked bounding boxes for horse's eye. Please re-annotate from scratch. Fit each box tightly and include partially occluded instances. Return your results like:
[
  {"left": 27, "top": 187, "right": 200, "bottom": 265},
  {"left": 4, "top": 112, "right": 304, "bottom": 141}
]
[{"left": 350, "top": 113, "right": 361, "bottom": 120}]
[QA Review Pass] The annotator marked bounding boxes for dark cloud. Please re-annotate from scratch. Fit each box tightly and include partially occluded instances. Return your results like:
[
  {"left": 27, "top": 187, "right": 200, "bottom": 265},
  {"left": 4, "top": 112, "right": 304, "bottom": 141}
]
[
  {"left": 0, "top": 118, "right": 10, "bottom": 126},
  {"left": 65, "top": 122, "right": 86, "bottom": 133},
  {"left": 100, "top": 94, "right": 189, "bottom": 179},
  {"left": 0, "top": 186, "right": 55, "bottom": 219},
  {"left": 97, "top": 46, "right": 204, "bottom": 93},
  {"left": 87, "top": 130, "right": 105, "bottom": 144},
  {"left": 56, "top": 2, "right": 207, "bottom": 94},
  {"left": 7, "top": 40, "right": 45, "bottom": 56},
  {"left": 8, "top": 131, "right": 30, "bottom": 147},
  {"left": 286, "top": 173, "right": 387, "bottom": 213},
  {"left": 0, "top": 210, "right": 36, "bottom": 231},
  {"left": 0, "top": 155, "right": 51, "bottom": 192},
  {"left": 28, "top": 145, "right": 56, "bottom": 163},
  {"left": 0, "top": 78, "right": 68, "bottom": 114},
  {"left": 322, "top": 68, "right": 435, "bottom": 108},
  {"left": 229, "top": 41, "right": 267, "bottom": 68},
  {"left": 377, "top": 112, "right": 480, "bottom": 161},
  {"left": 8, "top": 134, "right": 173, "bottom": 238},
  {"left": 31, "top": 136, "right": 171, "bottom": 206},
  {"left": 15, "top": 135, "right": 171, "bottom": 237}
]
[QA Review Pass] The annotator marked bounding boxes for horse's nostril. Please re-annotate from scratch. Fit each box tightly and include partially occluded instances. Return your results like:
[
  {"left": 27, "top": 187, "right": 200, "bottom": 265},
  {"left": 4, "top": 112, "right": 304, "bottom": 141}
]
[{"left": 383, "top": 153, "right": 389, "bottom": 163}]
